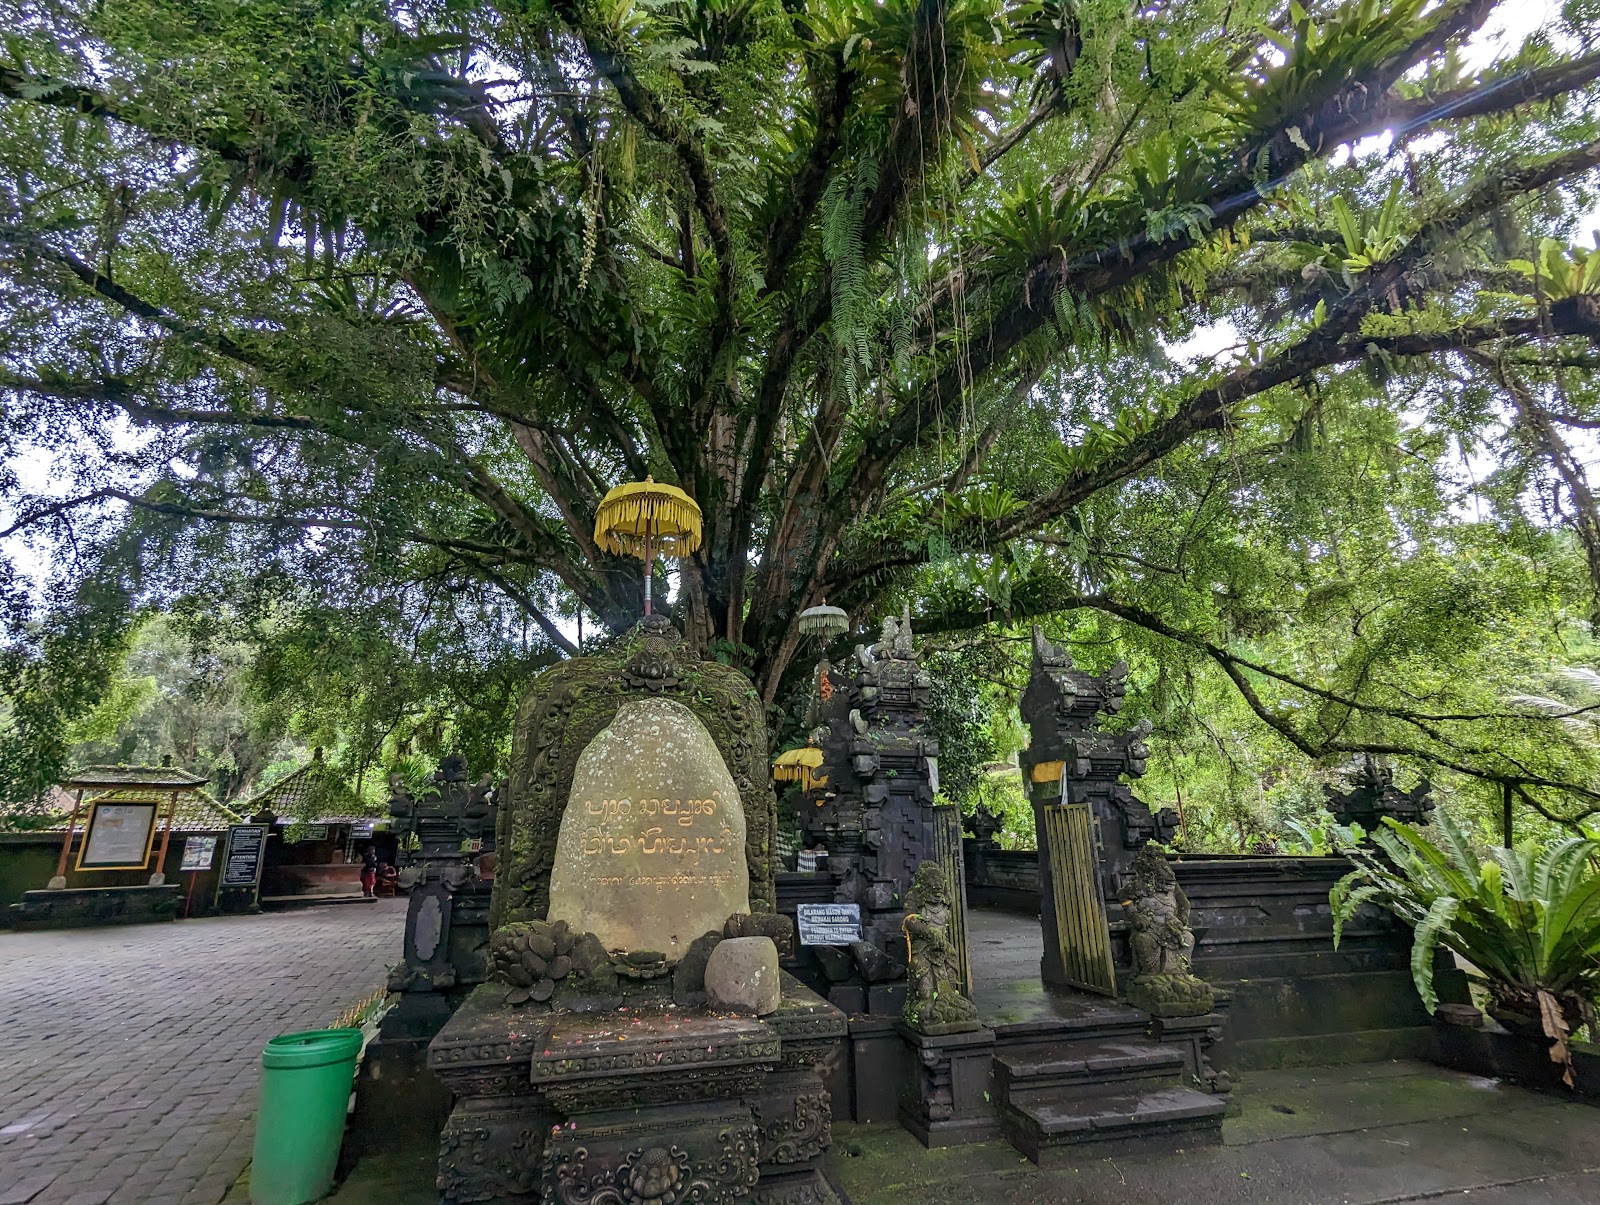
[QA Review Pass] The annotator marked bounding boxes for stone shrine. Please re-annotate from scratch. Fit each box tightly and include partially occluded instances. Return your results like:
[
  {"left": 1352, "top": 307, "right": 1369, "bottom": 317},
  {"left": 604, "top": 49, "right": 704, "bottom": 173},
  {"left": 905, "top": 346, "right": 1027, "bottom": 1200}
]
[
  {"left": 785, "top": 608, "right": 968, "bottom": 1016},
  {"left": 1019, "top": 626, "right": 1177, "bottom": 993},
  {"left": 428, "top": 618, "right": 846, "bottom": 1205},
  {"left": 1323, "top": 753, "right": 1435, "bottom": 828}
]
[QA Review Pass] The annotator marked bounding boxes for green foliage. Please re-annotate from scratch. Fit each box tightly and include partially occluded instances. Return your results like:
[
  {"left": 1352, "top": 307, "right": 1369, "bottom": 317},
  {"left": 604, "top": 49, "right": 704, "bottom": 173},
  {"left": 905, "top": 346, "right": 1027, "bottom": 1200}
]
[
  {"left": 924, "top": 643, "right": 1006, "bottom": 808},
  {"left": 970, "top": 768, "right": 1035, "bottom": 849},
  {"left": 1507, "top": 237, "right": 1600, "bottom": 300},
  {"left": 1330, "top": 811, "right": 1600, "bottom": 1032},
  {"left": 1, "top": 0, "right": 1598, "bottom": 816},
  {"left": 1211, "top": 0, "right": 1429, "bottom": 140},
  {"left": 65, "top": 613, "right": 287, "bottom": 801}
]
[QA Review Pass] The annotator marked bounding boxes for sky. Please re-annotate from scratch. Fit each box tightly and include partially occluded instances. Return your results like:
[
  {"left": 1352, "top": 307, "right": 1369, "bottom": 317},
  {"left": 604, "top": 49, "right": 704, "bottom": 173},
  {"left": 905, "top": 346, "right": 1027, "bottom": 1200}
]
[{"left": 1, "top": 0, "right": 1595, "bottom": 606}]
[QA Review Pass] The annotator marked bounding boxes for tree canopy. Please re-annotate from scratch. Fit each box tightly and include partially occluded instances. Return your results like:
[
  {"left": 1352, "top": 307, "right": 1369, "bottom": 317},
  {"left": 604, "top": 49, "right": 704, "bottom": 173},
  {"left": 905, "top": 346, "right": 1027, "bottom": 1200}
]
[{"left": 4, "top": 0, "right": 1600, "bottom": 816}]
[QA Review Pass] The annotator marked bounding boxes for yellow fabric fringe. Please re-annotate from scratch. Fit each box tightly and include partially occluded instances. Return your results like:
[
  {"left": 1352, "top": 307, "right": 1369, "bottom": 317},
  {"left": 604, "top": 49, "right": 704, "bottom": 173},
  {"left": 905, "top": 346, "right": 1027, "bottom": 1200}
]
[
  {"left": 773, "top": 746, "right": 826, "bottom": 792},
  {"left": 593, "top": 479, "right": 703, "bottom": 558},
  {"left": 1030, "top": 759, "right": 1065, "bottom": 783}
]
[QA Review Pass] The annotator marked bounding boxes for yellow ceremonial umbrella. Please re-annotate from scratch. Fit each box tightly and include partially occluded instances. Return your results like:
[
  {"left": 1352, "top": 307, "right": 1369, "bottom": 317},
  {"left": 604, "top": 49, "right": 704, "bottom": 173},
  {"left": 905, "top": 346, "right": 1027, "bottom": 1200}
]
[
  {"left": 773, "top": 746, "right": 827, "bottom": 793},
  {"left": 593, "top": 476, "right": 703, "bottom": 617}
]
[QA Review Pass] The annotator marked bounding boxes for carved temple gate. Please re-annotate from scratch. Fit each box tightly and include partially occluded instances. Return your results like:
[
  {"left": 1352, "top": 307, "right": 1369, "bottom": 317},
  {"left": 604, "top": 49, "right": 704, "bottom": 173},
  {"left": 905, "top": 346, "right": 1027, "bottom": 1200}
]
[{"left": 1019, "top": 628, "right": 1177, "bottom": 995}]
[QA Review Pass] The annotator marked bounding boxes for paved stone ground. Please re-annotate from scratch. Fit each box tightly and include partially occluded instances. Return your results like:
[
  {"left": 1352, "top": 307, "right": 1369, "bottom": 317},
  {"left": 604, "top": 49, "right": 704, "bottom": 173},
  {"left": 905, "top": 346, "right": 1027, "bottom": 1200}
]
[
  {"left": 831, "top": 1059, "right": 1600, "bottom": 1204},
  {"left": 0, "top": 902, "right": 406, "bottom": 1205},
  {"left": 309, "top": 1058, "right": 1600, "bottom": 1204}
]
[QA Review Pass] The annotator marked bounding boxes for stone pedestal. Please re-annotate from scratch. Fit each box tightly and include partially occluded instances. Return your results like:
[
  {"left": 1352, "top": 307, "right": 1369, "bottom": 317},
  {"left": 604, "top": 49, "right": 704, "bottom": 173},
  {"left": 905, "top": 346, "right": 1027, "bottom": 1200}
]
[
  {"left": 1149, "top": 1009, "right": 1232, "bottom": 1096},
  {"left": 430, "top": 972, "right": 846, "bottom": 1205},
  {"left": 846, "top": 1017, "right": 909, "bottom": 1123},
  {"left": 896, "top": 1025, "right": 999, "bottom": 1147}
]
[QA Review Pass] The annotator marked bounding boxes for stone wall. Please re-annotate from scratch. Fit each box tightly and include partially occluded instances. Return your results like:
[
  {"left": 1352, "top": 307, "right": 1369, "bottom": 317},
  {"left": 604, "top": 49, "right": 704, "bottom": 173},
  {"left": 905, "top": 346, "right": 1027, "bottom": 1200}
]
[
  {"left": 960, "top": 842, "right": 1464, "bottom": 1069},
  {"left": 961, "top": 846, "right": 1040, "bottom": 913}
]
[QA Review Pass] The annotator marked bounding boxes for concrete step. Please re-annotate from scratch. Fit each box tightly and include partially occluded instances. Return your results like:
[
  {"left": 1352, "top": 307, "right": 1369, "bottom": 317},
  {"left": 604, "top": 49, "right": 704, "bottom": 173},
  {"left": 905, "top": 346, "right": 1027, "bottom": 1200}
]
[
  {"left": 995, "top": 1036, "right": 1185, "bottom": 1096},
  {"left": 1001, "top": 1082, "right": 1227, "bottom": 1165},
  {"left": 260, "top": 893, "right": 378, "bottom": 910},
  {"left": 989, "top": 999, "right": 1151, "bottom": 1047}
]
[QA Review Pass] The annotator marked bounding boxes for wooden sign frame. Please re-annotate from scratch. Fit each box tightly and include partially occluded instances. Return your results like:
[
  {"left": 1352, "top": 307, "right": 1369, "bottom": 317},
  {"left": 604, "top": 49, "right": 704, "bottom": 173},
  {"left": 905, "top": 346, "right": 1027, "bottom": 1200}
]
[{"left": 75, "top": 802, "right": 160, "bottom": 871}]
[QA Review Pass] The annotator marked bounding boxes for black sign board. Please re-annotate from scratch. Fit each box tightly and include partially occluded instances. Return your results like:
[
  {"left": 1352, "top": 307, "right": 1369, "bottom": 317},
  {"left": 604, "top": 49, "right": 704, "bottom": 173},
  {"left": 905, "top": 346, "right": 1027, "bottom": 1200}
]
[
  {"left": 221, "top": 824, "right": 268, "bottom": 888},
  {"left": 796, "top": 903, "right": 862, "bottom": 946}
]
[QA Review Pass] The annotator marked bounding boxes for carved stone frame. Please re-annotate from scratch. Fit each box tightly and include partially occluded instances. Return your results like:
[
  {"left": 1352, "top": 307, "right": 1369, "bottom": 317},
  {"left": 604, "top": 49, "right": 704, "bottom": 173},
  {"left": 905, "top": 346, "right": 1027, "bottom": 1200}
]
[{"left": 492, "top": 625, "right": 777, "bottom": 929}]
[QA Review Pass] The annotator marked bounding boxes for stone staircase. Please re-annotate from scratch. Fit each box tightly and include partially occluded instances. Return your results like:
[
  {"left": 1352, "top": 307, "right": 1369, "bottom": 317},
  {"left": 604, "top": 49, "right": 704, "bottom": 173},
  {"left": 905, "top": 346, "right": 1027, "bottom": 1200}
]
[{"left": 990, "top": 1003, "right": 1227, "bottom": 1165}]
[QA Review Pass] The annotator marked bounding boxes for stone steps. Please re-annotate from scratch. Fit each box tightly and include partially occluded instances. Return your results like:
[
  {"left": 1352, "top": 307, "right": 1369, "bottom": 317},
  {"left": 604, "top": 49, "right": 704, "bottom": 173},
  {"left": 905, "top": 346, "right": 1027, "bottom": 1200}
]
[
  {"left": 993, "top": 1032, "right": 1224, "bottom": 1164},
  {"left": 1001, "top": 1080, "right": 1228, "bottom": 1165},
  {"left": 995, "top": 1035, "right": 1186, "bottom": 1094}
]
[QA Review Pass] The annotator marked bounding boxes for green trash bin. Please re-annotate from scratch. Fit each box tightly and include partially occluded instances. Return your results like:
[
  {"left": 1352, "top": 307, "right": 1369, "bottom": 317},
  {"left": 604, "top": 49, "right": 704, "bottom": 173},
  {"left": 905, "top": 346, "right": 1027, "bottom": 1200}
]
[{"left": 250, "top": 1028, "right": 364, "bottom": 1205}]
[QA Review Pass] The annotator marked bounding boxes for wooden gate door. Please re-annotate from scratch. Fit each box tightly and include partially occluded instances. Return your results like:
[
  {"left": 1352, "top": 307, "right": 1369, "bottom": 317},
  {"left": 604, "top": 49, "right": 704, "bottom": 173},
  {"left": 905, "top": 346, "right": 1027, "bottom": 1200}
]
[{"left": 1038, "top": 800, "right": 1117, "bottom": 994}]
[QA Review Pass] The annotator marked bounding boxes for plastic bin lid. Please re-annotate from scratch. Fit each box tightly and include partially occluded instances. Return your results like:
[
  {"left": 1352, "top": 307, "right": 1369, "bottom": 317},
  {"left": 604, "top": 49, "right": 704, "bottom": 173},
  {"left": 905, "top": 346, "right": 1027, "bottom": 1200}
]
[{"left": 261, "top": 1027, "right": 364, "bottom": 1070}]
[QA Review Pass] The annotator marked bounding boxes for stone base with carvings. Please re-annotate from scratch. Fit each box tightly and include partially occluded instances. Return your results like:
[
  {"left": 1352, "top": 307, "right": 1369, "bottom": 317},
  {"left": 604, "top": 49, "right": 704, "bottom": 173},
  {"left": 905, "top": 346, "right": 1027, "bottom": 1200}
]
[
  {"left": 1149, "top": 1008, "right": 1232, "bottom": 1096},
  {"left": 544, "top": 1103, "right": 762, "bottom": 1204},
  {"left": 747, "top": 1167, "right": 848, "bottom": 1205},
  {"left": 896, "top": 1024, "right": 1001, "bottom": 1147},
  {"left": 429, "top": 972, "right": 846, "bottom": 1205}
]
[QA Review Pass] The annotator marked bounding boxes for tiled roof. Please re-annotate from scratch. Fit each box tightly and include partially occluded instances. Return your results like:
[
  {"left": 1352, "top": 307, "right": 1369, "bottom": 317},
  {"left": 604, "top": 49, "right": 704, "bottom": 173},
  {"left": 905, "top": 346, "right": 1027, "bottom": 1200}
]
[
  {"left": 243, "top": 750, "right": 371, "bottom": 818},
  {"left": 28, "top": 787, "right": 242, "bottom": 834},
  {"left": 61, "top": 765, "right": 209, "bottom": 790},
  {"left": 0, "top": 786, "right": 77, "bottom": 833}
]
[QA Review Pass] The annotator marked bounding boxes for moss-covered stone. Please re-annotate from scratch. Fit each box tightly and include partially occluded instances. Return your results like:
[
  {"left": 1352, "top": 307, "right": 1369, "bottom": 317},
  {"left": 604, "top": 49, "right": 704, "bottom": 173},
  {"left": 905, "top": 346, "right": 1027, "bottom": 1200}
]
[{"left": 491, "top": 618, "right": 777, "bottom": 931}]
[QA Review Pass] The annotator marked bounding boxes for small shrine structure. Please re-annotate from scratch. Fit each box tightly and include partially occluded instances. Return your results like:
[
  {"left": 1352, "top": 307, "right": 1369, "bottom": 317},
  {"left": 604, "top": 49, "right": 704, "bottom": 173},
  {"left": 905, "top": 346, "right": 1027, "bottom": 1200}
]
[
  {"left": 784, "top": 607, "right": 969, "bottom": 1017},
  {"left": 427, "top": 616, "right": 847, "bottom": 1205},
  {"left": 5, "top": 763, "right": 209, "bottom": 928}
]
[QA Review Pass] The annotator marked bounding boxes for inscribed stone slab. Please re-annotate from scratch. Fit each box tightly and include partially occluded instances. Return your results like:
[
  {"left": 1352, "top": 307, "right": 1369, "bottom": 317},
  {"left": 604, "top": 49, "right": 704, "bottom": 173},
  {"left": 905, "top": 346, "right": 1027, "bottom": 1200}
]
[{"left": 547, "top": 698, "right": 749, "bottom": 959}]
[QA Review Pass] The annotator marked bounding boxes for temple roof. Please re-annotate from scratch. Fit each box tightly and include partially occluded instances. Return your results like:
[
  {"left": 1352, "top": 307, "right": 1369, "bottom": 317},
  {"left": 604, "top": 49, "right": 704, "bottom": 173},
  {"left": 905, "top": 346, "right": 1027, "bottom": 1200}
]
[
  {"left": 242, "top": 749, "right": 369, "bottom": 818},
  {"left": 88, "top": 788, "right": 242, "bottom": 833},
  {"left": 61, "top": 764, "right": 210, "bottom": 790},
  {"left": 20, "top": 787, "right": 242, "bottom": 834}
]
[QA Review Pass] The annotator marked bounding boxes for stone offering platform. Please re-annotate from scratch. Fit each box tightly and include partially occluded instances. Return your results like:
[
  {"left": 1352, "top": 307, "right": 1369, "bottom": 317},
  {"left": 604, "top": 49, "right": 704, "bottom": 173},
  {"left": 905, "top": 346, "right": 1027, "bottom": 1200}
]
[{"left": 430, "top": 970, "right": 848, "bottom": 1204}]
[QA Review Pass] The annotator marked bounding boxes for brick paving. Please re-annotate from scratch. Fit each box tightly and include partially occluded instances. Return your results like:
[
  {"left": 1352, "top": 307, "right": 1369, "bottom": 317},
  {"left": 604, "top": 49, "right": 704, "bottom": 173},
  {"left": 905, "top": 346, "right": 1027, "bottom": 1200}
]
[{"left": 0, "top": 902, "right": 405, "bottom": 1205}]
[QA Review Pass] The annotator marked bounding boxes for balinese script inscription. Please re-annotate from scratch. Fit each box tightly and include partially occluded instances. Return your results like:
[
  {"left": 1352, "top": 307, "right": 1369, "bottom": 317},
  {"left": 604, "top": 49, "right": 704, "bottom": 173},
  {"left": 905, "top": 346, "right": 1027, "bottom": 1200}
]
[
  {"left": 578, "top": 797, "right": 733, "bottom": 857},
  {"left": 586, "top": 796, "right": 718, "bottom": 824},
  {"left": 548, "top": 698, "right": 750, "bottom": 959}
]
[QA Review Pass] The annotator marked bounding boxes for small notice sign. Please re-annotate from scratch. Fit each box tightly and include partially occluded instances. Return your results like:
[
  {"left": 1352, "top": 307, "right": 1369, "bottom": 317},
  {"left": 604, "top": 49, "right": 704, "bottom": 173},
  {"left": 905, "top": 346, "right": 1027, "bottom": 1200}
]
[
  {"left": 180, "top": 835, "right": 218, "bottom": 872},
  {"left": 77, "top": 803, "right": 158, "bottom": 870},
  {"left": 797, "top": 903, "right": 862, "bottom": 946}
]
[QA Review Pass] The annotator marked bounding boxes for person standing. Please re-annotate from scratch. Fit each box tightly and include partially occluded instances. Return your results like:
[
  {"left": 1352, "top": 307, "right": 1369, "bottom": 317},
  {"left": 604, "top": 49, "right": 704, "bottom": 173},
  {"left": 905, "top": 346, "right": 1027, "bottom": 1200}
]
[{"left": 360, "top": 846, "right": 378, "bottom": 897}]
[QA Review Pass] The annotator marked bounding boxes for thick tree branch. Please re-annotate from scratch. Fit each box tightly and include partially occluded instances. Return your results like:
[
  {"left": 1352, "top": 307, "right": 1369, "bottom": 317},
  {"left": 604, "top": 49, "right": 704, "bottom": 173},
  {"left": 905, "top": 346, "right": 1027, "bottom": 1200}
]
[{"left": 842, "top": 36, "right": 1600, "bottom": 524}]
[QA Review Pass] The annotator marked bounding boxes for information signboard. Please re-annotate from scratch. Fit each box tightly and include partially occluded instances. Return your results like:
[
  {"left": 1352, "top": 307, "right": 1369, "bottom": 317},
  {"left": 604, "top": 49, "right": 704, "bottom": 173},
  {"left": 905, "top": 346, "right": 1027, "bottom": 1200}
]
[
  {"left": 221, "top": 824, "right": 268, "bottom": 888},
  {"left": 796, "top": 903, "right": 863, "bottom": 946},
  {"left": 76, "top": 803, "right": 159, "bottom": 871},
  {"left": 180, "top": 835, "right": 218, "bottom": 872}
]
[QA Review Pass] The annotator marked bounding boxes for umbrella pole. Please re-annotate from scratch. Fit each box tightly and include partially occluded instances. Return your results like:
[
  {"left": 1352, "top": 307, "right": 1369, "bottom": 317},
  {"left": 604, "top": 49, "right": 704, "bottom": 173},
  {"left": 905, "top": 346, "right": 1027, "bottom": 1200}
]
[{"left": 643, "top": 516, "right": 654, "bottom": 617}]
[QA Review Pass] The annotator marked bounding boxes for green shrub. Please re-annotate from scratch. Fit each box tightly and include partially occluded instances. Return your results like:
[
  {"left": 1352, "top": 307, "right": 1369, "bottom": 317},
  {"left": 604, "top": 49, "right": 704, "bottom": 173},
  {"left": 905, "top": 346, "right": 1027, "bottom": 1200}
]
[{"left": 1331, "top": 810, "right": 1600, "bottom": 1081}]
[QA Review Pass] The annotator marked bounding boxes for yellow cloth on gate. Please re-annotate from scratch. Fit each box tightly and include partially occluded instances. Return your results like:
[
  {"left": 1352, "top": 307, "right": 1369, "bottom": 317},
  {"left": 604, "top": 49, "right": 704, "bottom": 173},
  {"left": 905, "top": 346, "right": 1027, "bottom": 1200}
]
[{"left": 773, "top": 746, "right": 827, "bottom": 792}]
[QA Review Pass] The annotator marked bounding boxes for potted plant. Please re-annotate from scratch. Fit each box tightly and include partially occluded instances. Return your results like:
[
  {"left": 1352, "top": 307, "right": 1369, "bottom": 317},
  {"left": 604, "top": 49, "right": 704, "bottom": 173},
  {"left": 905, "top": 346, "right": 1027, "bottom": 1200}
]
[{"left": 1330, "top": 810, "right": 1600, "bottom": 1084}]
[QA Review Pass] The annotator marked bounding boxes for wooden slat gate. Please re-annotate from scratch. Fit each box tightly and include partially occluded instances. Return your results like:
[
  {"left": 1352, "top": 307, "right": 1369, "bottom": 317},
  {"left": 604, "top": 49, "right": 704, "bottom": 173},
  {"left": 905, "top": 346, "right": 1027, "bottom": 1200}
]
[
  {"left": 1040, "top": 801, "right": 1117, "bottom": 995},
  {"left": 932, "top": 803, "right": 974, "bottom": 993}
]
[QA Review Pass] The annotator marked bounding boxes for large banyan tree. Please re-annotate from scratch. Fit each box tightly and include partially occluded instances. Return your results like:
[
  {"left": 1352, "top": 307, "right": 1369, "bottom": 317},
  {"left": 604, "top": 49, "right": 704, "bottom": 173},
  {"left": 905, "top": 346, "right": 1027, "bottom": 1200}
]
[{"left": 3, "top": 0, "right": 1600, "bottom": 806}]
